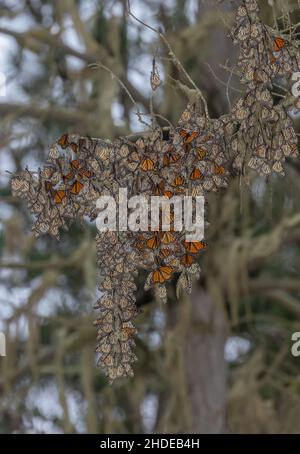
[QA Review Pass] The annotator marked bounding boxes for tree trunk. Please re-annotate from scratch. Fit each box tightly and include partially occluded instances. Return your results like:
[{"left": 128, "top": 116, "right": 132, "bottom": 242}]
[{"left": 184, "top": 288, "right": 228, "bottom": 434}]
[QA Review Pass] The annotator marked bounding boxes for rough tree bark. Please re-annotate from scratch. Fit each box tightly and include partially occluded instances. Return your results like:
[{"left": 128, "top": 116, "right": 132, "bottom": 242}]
[{"left": 184, "top": 288, "right": 228, "bottom": 434}]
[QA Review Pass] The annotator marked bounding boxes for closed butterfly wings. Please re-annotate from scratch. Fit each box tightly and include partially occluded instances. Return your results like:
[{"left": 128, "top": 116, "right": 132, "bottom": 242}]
[{"left": 230, "top": 0, "right": 299, "bottom": 177}]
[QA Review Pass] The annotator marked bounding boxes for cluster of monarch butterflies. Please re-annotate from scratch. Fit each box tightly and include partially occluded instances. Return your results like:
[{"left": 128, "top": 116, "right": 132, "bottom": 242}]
[
  {"left": 11, "top": 0, "right": 300, "bottom": 382},
  {"left": 230, "top": 0, "right": 300, "bottom": 175},
  {"left": 94, "top": 232, "right": 140, "bottom": 382}
]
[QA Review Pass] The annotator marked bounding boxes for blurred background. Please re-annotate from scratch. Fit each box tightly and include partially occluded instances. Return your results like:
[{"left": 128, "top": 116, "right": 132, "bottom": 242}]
[{"left": 1, "top": 0, "right": 300, "bottom": 434}]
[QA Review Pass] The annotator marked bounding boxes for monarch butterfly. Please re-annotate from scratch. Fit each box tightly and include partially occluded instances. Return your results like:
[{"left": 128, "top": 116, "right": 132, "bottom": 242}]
[
  {"left": 96, "top": 146, "right": 110, "bottom": 161},
  {"left": 179, "top": 130, "right": 199, "bottom": 144},
  {"left": 58, "top": 134, "right": 69, "bottom": 149},
  {"left": 44, "top": 180, "right": 53, "bottom": 193},
  {"left": 163, "top": 150, "right": 181, "bottom": 166},
  {"left": 181, "top": 254, "right": 194, "bottom": 266},
  {"left": 269, "top": 51, "right": 276, "bottom": 63},
  {"left": 78, "top": 138, "right": 86, "bottom": 150},
  {"left": 161, "top": 232, "right": 175, "bottom": 244},
  {"left": 119, "top": 144, "right": 129, "bottom": 158},
  {"left": 136, "top": 138, "right": 145, "bottom": 149},
  {"left": 274, "top": 148, "right": 283, "bottom": 160},
  {"left": 236, "top": 24, "right": 250, "bottom": 42},
  {"left": 256, "top": 145, "right": 267, "bottom": 158},
  {"left": 253, "top": 70, "right": 261, "bottom": 83},
  {"left": 203, "top": 178, "right": 214, "bottom": 191},
  {"left": 261, "top": 163, "right": 271, "bottom": 176},
  {"left": 33, "top": 221, "right": 50, "bottom": 235},
  {"left": 196, "top": 148, "right": 207, "bottom": 160},
  {"left": 99, "top": 354, "right": 114, "bottom": 368},
  {"left": 99, "top": 310, "right": 114, "bottom": 326},
  {"left": 135, "top": 240, "right": 146, "bottom": 251},
  {"left": 214, "top": 165, "right": 226, "bottom": 175},
  {"left": 190, "top": 168, "right": 203, "bottom": 180},
  {"left": 121, "top": 326, "right": 136, "bottom": 340},
  {"left": 248, "top": 157, "right": 260, "bottom": 170},
  {"left": 146, "top": 235, "right": 160, "bottom": 249},
  {"left": 78, "top": 167, "right": 93, "bottom": 179},
  {"left": 140, "top": 158, "right": 155, "bottom": 171},
  {"left": 96, "top": 294, "right": 114, "bottom": 309},
  {"left": 70, "top": 160, "right": 80, "bottom": 170},
  {"left": 42, "top": 166, "right": 55, "bottom": 179},
  {"left": 273, "top": 37, "right": 286, "bottom": 52},
  {"left": 287, "top": 143, "right": 298, "bottom": 157},
  {"left": 237, "top": 5, "right": 247, "bottom": 17},
  {"left": 96, "top": 340, "right": 111, "bottom": 354},
  {"left": 150, "top": 68, "right": 161, "bottom": 91},
  {"left": 70, "top": 180, "right": 84, "bottom": 194},
  {"left": 164, "top": 191, "right": 173, "bottom": 199},
  {"left": 180, "top": 108, "right": 191, "bottom": 123},
  {"left": 154, "top": 181, "right": 165, "bottom": 195},
  {"left": 154, "top": 182, "right": 173, "bottom": 199},
  {"left": 54, "top": 190, "right": 66, "bottom": 204},
  {"left": 160, "top": 248, "right": 171, "bottom": 258},
  {"left": 69, "top": 142, "right": 78, "bottom": 153},
  {"left": 272, "top": 161, "right": 284, "bottom": 174},
  {"left": 200, "top": 134, "right": 212, "bottom": 143},
  {"left": 171, "top": 176, "right": 185, "bottom": 187},
  {"left": 48, "top": 145, "right": 60, "bottom": 160},
  {"left": 62, "top": 171, "right": 74, "bottom": 182},
  {"left": 152, "top": 266, "right": 173, "bottom": 284},
  {"left": 184, "top": 241, "right": 206, "bottom": 253}
]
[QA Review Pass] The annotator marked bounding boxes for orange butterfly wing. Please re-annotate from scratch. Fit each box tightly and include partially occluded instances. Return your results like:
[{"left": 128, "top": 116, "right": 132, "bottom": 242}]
[
  {"left": 179, "top": 129, "right": 188, "bottom": 138},
  {"left": 184, "top": 241, "right": 206, "bottom": 253},
  {"left": 163, "top": 191, "right": 173, "bottom": 199},
  {"left": 196, "top": 148, "right": 207, "bottom": 160},
  {"left": 54, "top": 190, "right": 66, "bottom": 204},
  {"left": 146, "top": 235, "right": 160, "bottom": 249},
  {"left": 181, "top": 254, "right": 194, "bottom": 266},
  {"left": 201, "top": 135, "right": 211, "bottom": 143},
  {"left": 172, "top": 176, "right": 185, "bottom": 187},
  {"left": 163, "top": 155, "right": 170, "bottom": 167},
  {"left": 190, "top": 168, "right": 203, "bottom": 180},
  {"left": 214, "top": 165, "right": 225, "bottom": 175},
  {"left": 186, "top": 131, "right": 199, "bottom": 144},
  {"left": 78, "top": 167, "right": 93, "bottom": 179},
  {"left": 58, "top": 134, "right": 69, "bottom": 149},
  {"left": 160, "top": 266, "right": 173, "bottom": 280},
  {"left": 153, "top": 266, "right": 173, "bottom": 284},
  {"left": 70, "top": 159, "right": 80, "bottom": 170},
  {"left": 63, "top": 171, "right": 74, "bottom": 181},
  {"left": 140, "top": 158, "right": 155, "bottom": 171},
  {"left": 170, "top": 152, "right": 181, "bottom": 163},
  {"left": 122, "top": 327, "right": 136, "bottom": 338},
  {"left": 70, "top": 180, "right": 84, "bottom": 194},
  {"left": 161, "top": 232, "right": 175, "bottom": 244},
  {"left": 179, "top": 130, "right": 199, "bottom": 144},
  {"left": 274, "top": 37, "right": 286, "bottom": 51},
  {"left": 135, "top": 242, "right": 144, "bottom": 251},
  {"left": 69, "top": 142, "right": 78, "bottom": 153},
  {"left": 160, "top": 248, "right": 171, "bottom": 258},
  {"left": 154, "top": 181, "right": 165, "bottom": 195},
  {"left": 153, "top": 270, "right": 164, "bottom": 284}
]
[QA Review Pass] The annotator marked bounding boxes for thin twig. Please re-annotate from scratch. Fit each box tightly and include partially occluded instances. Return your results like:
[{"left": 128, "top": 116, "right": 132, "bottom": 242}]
[
  {"left": 89, "top": 62, "right": 151, "bottom": 128},
  {"left": 126, "top": 0, "right": 209, "bottom": 118}
]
